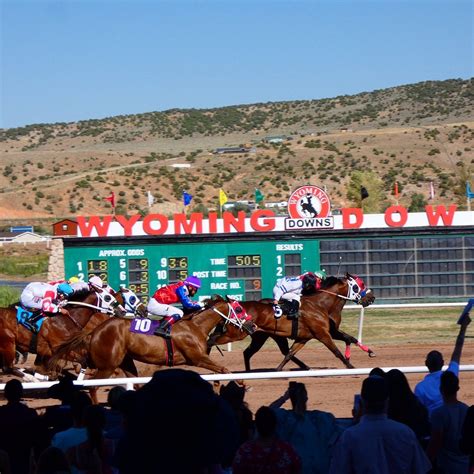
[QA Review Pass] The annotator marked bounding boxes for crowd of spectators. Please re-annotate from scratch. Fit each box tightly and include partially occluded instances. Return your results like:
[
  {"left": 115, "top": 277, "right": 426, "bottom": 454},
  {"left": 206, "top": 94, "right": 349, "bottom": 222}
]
[{"left": 0, "top": 315, "right": 471, "bottom": 474}]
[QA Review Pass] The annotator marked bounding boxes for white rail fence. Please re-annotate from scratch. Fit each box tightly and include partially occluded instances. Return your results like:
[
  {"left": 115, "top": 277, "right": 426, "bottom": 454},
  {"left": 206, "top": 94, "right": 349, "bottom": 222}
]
[
  {"left": 1, "top": 365, "right": 474, "bottom": 392},
  {"left": 0, "top": 301, "right": 470, "bottom": 392}
]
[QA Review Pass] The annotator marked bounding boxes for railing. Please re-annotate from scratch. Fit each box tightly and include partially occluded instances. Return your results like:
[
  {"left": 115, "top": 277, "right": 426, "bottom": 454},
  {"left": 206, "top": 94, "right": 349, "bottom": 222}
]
[{"left": 2, "top": 365, "right": 474, "bottom": 392}]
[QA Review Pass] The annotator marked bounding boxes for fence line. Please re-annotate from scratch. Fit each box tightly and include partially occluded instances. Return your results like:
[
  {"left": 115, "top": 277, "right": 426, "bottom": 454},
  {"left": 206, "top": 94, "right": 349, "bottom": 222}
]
[
  {"left": 2, "top": 365, "right": 474, "bottom": 392},
  {"left": 343, "top": 301, "right": 467, "bottom": 342}
]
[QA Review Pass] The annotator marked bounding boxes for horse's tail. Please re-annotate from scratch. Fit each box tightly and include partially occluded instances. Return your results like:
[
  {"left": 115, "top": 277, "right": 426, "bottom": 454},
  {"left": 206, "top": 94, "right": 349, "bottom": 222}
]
[{"left": 47, "top": 331, "right": 91, "bottom": 374}]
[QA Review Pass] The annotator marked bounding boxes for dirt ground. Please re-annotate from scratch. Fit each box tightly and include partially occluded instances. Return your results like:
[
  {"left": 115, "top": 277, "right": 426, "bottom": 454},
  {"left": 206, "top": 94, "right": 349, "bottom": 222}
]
[{"left": 1, "top": 341, "right": 473, "bottom": 419}]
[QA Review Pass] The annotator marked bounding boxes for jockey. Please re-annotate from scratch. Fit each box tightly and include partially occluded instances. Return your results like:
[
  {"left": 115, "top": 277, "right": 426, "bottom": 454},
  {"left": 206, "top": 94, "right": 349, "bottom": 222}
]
[
  {"left": 20, "top": 282, "right": 74, "bottom": 317},
  {"left": 272, "top": 270, "right": 326, "bottom": 318},
  {"left": 148, "top": 276, "right": 203, "bottom": 338}
]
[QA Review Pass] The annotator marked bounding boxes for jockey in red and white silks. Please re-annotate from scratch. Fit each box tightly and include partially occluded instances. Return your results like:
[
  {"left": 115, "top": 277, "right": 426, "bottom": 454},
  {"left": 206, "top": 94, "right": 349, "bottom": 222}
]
[
  {"left": 20, "top": 282, "right": 74, "bottom": 315},
  {"left": 148, "top": 276, "right": 203, "bottom": 337}
]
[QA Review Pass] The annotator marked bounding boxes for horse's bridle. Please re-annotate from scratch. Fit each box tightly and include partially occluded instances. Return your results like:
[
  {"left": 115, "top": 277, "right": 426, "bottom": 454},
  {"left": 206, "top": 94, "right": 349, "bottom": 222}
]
[
  {"left": 316, "top": 277, "right": 371, "bottom": 304},
  {"left": 211, "top": 302, "right": 250, "bottom": 330}
]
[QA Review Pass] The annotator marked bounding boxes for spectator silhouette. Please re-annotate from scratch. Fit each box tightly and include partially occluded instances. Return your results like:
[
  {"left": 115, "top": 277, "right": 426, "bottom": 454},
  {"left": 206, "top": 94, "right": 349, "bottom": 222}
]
[
  {"left": 385, "top": 369, "right": 430, "bottom": 444},
  {"left": 104, "top": 386, "right": 126, "bottom": 435},
  {"left": 232, "top": 406, "right": 301, "bottom": 474},
  {"left": 42, "top": 377, "right": 78, "bottom": 441},
  {"left": 270, "top": 381, "right": 340, "bottom": 474},
  {"left": 51, "top": 391, "right": 92, "bottom": 462},
  {"left": 67, "top": 405, "right": 114, "bottom": 474},
  {"left": 427, "top": 371, "right": 469, "bottom": 473},
  {"left": 0, "top": 379, "right": 42, "bottom": 474},
  {"left": 329, "top": 376, "right": 431, "bottom": 474},
  {"left": 35, "top": 446, "right": 70, "bottom": 474},
  {"left": 460, "top": 405, "right": 474, "bottom": 473},
  {"left": 0, "top": 449, "right": 11, "bottom": 474},
  {"left": 415, "top": 315, "right": 471, "bottom": 417},
  {"left": 115, "top": 369, "right": 239, "bottom": 474},
  {"left": 369, "top": 367, "right": 386, "bottom": 378}
]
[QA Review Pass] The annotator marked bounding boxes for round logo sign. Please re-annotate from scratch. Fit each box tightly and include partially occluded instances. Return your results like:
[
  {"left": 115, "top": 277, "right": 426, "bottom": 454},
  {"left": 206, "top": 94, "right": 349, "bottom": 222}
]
[{"left": 287, "top": 185, "right": 331, "bottom": 219}]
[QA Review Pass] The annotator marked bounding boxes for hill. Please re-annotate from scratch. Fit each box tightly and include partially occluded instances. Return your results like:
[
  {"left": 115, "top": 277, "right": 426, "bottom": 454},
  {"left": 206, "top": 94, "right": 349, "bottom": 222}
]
[{"left": 0, "top": 78, "right": 473, "bottom": 223}]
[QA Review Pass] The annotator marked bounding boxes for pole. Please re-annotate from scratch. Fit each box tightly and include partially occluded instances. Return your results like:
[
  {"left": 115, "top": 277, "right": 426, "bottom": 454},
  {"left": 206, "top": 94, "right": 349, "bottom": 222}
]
[{"left": 357, "top": 306, "right": 365, "bottom": 343}]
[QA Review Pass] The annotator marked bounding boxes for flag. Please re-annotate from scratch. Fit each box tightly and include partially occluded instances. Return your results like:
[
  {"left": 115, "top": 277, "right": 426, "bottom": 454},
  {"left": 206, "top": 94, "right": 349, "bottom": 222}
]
[
  {"left": 394, "top": 182, "right": 399, "bottom": 199},
  {"left": 255, "top": 188, "right": 264, "bottom": 203},
  {"left": 147, "top": 191, "right": 154, "bottom": 208},
  {"left": 467, "top": 182, "right": 474, "bottom": 199},
  {"left": 360, "top": 186, "right": 369, "bottom": 200},
  {"left": 104, "top": 192, "right": 115, "bottom": 208},
  {"left": 183, "top": 191, "right": 193, "bottom": 206},
  {"left": 429, "top": 182, "right": 435, "bottom": 200},
  {"left": 219, "top": 189, "right": 228, "bottom": 207}
]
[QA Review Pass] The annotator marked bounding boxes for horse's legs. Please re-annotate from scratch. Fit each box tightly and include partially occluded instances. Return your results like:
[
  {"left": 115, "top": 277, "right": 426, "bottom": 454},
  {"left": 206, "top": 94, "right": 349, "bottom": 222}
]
[
  {"left": 276, "top": 341, "right": 308, "bottom": 371},
  {"left": 330, "top": 327, "right": 376, "bottom": 360},
  {"left": 272, "top": 335, "right": 310, "bottom": 371},
  {"left": 119, "top": 355, "right": 138, "bottom": 378},
  {"left": 89, "top": 368, "right": 116, "bottom": 404},
  {"left": 316, "top": 332, "right": 355, "bottom": 369},
  {"left": 243, "top": 332, "right": 270, "bottom": 372},
  {"left": 193, "top": 354, "right": 231, "bottom": 374}
]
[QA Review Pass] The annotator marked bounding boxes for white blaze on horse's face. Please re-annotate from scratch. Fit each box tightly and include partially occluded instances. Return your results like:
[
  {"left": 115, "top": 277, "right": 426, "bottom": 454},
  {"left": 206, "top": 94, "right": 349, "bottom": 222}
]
[
  {"left": 96, "top": 289, "right": 119, "bottom": 312},
  {"left": 121, "top": 288, "right": 144, "bottom": 315},
  {"left": 346, "top": 275, "right": 368, "bottom": 303}
]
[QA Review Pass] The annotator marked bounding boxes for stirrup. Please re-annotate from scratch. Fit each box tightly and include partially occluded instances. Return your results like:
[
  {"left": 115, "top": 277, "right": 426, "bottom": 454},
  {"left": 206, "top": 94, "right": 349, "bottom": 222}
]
[{"left": 154, "top": 327, "right": 171, "bottom": 339}]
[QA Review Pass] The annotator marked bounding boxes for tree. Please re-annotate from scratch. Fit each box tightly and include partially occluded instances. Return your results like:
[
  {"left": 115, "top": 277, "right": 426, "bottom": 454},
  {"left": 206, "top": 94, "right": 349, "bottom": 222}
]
[
  {"left": 409, "top": 193, "right": 427, "bottom": 212},
  {"left": 347, "top": 171, "right": 386, "bottom": 213}
]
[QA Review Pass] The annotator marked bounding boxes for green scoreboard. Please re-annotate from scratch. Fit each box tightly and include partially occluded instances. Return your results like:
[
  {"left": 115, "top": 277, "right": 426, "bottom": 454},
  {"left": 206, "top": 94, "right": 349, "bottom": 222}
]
[{"left": 63, "top": 237, "right": 321, "bottom": 304}]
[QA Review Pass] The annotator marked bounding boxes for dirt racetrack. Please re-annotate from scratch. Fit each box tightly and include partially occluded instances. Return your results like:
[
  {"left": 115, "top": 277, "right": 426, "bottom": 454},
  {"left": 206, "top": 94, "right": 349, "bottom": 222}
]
[{"left": 1, "top": 341, "right": 473, "bottom": 418}]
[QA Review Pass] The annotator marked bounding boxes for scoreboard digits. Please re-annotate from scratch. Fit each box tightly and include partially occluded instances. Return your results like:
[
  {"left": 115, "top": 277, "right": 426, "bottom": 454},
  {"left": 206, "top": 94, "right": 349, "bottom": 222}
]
[
  {"left": 228, "top": 254, "right": 262, "bottom": 300},
  {"left": 128, "top": 258, "right": 149, "bottom": 303},
  {"left": 167, "top": 257, "right": 188, "bottom": 283},
  {"left": 87, "top": 259, "right": 108, "bottom": 283}
]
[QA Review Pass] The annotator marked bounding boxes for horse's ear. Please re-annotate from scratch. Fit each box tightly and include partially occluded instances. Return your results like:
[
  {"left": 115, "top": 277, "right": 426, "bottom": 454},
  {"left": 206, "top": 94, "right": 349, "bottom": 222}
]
[
  {"left": 345, "top": 272, "right": 352, "bottom": 279},
  {"left": 225, "top": 295, "right": 232, "bottom": 303}
]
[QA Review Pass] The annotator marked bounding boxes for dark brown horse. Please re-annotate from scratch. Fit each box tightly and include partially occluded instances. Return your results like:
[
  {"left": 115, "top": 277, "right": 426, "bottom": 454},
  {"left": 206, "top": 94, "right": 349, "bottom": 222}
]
[
  {"left": 210, "top": 274, "right": 376, "bottom": 370},
  {"left": 48, "top": 298, "right": 240, "bottom": 382}
]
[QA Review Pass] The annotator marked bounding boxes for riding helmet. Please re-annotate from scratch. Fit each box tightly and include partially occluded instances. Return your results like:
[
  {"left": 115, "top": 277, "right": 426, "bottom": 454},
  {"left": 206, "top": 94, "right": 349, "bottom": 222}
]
[
  {"left": 89, "top": 275, "right": 104, "bottom": 288},
  {"left": 57, "top": 282, "right": 74, "bottom": 297},
  {"left": 184, "top": 275, "right": 202, "bottom": 289}
]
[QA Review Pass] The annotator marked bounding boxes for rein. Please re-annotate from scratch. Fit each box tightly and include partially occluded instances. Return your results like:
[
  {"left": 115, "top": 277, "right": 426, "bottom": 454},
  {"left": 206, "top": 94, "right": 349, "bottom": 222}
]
[
  {"left": 316, "top": 288, "right": 353, "bottom": 301},
  {"left": 64, "top": 301, "right": 114, "bottom": 314},
  {"left": 211, "top": 303, "right": 248, "bottom": 330}
]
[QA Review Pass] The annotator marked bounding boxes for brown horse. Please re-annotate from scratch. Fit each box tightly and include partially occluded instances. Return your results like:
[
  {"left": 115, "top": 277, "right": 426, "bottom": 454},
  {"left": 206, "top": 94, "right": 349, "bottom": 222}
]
[
  {"left": 0, "top": 288, "right": 126, "bottom": 375},
  {"left": 48, "top": 298, "right": 240, "bottom": 383},
  {"left": 210, "top": 274, "right": 376, "bottom": 370}
]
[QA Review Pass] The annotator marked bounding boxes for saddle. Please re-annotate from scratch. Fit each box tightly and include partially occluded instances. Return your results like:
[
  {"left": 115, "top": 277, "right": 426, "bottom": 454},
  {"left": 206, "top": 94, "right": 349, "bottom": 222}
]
[
  {"left": 15, "top": 306, "right": 45, "bottom": 334},
  {"left": 279, "top": 300, "right": 300, "bottom": 320}
]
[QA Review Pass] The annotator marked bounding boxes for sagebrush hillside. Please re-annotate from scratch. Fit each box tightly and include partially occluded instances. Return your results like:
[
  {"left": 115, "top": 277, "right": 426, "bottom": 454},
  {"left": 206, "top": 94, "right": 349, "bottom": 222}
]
[{"left": 0, "top": 78, "right": 472, "bottom": 221}]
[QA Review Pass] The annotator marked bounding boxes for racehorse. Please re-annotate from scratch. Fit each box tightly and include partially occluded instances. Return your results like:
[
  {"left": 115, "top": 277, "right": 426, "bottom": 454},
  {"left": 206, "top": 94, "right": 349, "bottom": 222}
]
[
  {"left": 0, "top": 288, "right": 125, "bottom": 374},
  {"left": 48, "top": 297, "right": 243, "bottom": 384},
  {"left": 209, "top": 274, "right": 376, "bottom": 370}
]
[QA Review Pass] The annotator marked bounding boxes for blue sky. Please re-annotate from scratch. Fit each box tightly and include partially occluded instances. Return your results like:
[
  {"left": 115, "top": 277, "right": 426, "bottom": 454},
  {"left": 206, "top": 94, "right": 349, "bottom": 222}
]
[{"left": 1, "top": 0, "right": 472, "bottom": 128}]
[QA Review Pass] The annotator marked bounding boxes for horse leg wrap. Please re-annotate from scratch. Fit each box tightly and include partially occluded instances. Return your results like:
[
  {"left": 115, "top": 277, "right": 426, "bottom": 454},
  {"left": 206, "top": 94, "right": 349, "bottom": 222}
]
[
  {"left": 356, "top": 342, "right": 370, "bottom": 353},
  {"left": 344, "top": 345, "right": 351, "bottom": 360}
]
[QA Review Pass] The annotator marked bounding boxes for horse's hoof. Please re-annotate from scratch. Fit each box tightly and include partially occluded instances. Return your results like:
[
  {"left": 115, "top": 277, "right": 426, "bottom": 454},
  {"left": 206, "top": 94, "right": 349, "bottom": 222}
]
[{"left": 368, "top": 351, "right": 376, "bottom": 358}]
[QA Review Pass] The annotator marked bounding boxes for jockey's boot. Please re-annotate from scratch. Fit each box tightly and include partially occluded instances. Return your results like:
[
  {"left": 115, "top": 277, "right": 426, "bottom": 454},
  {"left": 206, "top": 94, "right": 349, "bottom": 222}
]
[
  {"left": 153, "top": 314, "right": 180, "bottom": 338},
  {"left": 286, "top": 300, "right": 300, "bottom": 319}
]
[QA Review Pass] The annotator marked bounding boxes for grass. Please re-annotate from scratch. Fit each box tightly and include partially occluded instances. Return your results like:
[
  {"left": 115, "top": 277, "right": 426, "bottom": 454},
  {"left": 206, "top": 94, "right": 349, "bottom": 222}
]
[
  {"left": 0, "top": 286, "right": 21, "bottom": 306},
  {"left": 222, "top": 307, "right": 465, "bottom": 351},
  {"left": 0, "top": 254, "right": 49, "bottom": 278}
]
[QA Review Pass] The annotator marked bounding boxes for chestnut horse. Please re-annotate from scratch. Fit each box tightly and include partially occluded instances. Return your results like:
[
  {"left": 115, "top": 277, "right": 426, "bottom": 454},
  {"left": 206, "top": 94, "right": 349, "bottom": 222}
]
[
  {"left": 0, "top": 288, "right": 125, "bottom": 374},
  {"left": 48, "top": 298, "right": 239, "bottom": 381},
  {"left": 210, "top": 274, "right": 376, "bottom": 370}
]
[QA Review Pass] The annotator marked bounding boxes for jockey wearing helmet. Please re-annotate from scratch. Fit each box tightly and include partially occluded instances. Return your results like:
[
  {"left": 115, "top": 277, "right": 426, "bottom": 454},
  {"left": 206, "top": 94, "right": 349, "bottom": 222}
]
[
  {"left": 272, "top": 269, "right": 326, "bottom": 319},
  {"left": 20, "top": 281, "right": 74, "bottom": 317},
  {"left": 88, "top": 275, "right": 115, "bottom": 294},
  {"left": 148, "top": 276, "right": 203, "bottom": 338}
]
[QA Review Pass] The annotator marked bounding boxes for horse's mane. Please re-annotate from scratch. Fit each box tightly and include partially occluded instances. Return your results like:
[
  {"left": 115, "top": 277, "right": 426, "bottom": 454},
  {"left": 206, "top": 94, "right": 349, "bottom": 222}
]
[
  {"left": 320, "top": 276, "right": 344, "bottom": 289},
  {"left": 68, "top": 288, "right": 92, "bottom": 301}
]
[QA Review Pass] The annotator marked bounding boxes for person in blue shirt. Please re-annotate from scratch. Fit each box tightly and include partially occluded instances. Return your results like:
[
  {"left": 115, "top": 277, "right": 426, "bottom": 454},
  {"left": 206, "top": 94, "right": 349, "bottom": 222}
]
[{"left": 415, "top": 315, "right": 471, "bottom": 417}]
